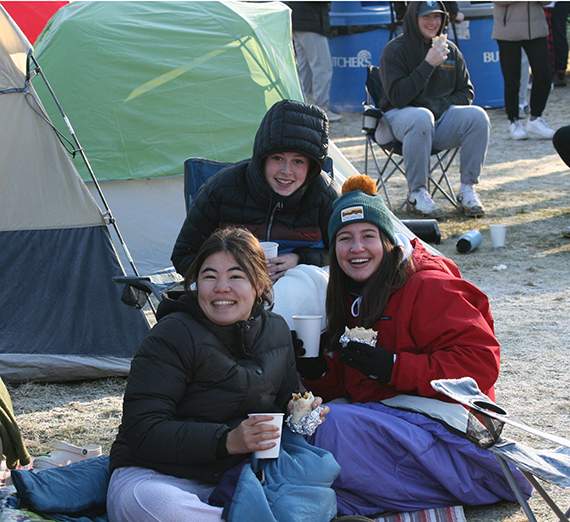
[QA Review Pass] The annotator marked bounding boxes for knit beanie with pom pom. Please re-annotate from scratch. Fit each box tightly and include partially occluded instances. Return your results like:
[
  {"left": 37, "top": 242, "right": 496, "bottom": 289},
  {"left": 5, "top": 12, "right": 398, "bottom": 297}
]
[{"left": 328, "top": 174, "right": 396, "bottom": 245}]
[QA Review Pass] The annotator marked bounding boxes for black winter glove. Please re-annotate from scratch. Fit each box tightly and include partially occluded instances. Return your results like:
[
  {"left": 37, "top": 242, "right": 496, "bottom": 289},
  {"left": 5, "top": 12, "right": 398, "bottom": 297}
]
[
  {"left": 291, "top": 330, "right": 328, "bottom": 381},
  {"left": 339, "top": 341, "right": 394, "bottom": 384}
]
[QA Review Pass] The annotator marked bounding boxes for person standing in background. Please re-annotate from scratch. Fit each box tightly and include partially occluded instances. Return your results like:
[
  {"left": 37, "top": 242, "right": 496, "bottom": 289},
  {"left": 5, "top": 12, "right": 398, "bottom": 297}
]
[
  {"left": 492, "top": 2, "right": 557, "bottom": 140},
  {"left": 286, "top": 2, "right": 343, "bottom": 122}
]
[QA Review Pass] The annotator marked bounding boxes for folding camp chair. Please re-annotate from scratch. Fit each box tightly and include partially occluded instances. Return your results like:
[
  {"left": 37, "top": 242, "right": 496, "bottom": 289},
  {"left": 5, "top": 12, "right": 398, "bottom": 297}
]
[
  {"left": 430, "top": 377, "right": 570, "bottom": 522},
  {"left": 362, "top": 65, "right": 459, "bottom": 211}
]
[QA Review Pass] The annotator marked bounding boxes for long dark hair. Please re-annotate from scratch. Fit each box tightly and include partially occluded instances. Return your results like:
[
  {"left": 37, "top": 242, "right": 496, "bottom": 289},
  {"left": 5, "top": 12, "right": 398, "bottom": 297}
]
[
  {"left": 324, "top": 229, "right": 413, "bottom": 352},
  {"left": 183, "top": 227, "right": 273, "bottom": 313}
]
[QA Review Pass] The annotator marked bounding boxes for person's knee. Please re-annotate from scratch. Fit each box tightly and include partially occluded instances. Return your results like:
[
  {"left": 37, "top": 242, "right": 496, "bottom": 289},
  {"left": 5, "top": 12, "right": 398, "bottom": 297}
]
[
  {"left": 457, "top": 106, "right": 490, "bottom": 136},
  {"left": 470, "top": 106, "right": 491, "bottom": 131},
  {"left": 397, "top": 107, "right": 434, "bottom": 138}
]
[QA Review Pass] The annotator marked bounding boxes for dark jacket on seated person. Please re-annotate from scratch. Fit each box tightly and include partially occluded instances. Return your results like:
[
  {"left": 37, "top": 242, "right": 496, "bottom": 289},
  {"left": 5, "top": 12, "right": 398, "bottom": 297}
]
[
  {"left": 171, "top": 99, "right": 341, "bottom": 276},
  {"left": 380, "top": 1, "right": 473, "bottom": 120},
  {"left": 109, "top": 292, "right": 298, "bottom": 484}
]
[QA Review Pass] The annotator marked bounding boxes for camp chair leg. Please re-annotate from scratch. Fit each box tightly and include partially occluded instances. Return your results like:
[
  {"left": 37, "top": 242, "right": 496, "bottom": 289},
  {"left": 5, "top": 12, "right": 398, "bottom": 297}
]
[
  {"left": 366, "top": 136, "right": 393, "bottom": 210},
  {"left": 495, "top": 455, "right": 539, "bottom": 522},
  {"left": 495, "top": 454, "right": 570, "bottom": 522},
  {"left": 519, "top": 469, "right": 570, "bottom": 522},
  {"left": 428, "top": 148, "right": 459, "bottom": 208}
]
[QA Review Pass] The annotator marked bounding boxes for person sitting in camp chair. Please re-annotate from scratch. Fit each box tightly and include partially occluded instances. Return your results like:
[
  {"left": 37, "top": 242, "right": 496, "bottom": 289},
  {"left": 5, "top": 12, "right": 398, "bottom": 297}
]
[
  {"left": 171, "top": 99, "right": 341, "bottom": 282},
  {"left": 378, "top": 1, "right": 490, "bottom": 218}
]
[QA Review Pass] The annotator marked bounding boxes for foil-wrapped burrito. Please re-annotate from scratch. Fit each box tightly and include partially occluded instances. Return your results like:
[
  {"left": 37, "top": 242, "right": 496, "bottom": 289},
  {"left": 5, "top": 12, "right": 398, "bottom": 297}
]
[
  {"left": 339, "top": 326, "right": 378, "bottom": 348},
  {"left": 286, "top": 391, "right": 324, "bottom": 436}
]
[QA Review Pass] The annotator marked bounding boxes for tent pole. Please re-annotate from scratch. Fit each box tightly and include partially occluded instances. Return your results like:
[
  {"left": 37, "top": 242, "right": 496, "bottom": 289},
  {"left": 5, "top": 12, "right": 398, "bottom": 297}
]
[{"left": 30, "top": 55, "right": 140, "bottom": 277}]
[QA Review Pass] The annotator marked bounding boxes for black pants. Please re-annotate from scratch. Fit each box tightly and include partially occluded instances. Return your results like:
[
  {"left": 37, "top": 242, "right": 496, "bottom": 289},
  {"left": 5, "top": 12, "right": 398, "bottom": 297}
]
[
  {"left": 553, "top": 125, "right": 570, "bottom": 168},
  {"left": 552, "top": 2, "right": 570, "bottom": 72},
  {"left": 497, "top": 37, "right": 552, "bottom": 121}
]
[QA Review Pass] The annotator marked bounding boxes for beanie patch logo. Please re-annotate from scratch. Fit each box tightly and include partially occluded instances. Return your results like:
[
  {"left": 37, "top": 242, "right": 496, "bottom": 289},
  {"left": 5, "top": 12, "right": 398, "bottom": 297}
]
[{"left": 340, "top": 206, "right": 364, "bottom": 223}]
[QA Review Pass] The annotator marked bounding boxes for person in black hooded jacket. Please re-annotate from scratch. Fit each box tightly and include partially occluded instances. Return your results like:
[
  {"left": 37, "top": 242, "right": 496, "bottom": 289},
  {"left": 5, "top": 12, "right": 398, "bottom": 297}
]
[
  {"left": 108, "top": 227, "right": 329, "bottom": 522},
  {"left": 378, "top": 1, "right": 490, "bottom": 220},
  {"left": 171, "top": 99, "right": 341, "bottom": 281}
]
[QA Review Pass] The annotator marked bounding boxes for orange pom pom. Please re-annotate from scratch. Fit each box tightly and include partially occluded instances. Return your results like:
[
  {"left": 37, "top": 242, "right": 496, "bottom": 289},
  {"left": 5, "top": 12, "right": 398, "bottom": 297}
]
[{"left": 341, "top": 174, "right": 377, "bottom": 196}]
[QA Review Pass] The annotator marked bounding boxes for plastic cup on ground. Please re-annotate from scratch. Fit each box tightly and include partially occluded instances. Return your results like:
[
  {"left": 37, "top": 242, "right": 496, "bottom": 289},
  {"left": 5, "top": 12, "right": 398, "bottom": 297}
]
[
  {"left": 292, "top": 315, "right": 323, "bottom": 358},
  {"left": 260, "top": 241, "right": 279, "bottom": 259},
  {"left": 247, "top": 413, "right": 284, "bottom": 459},
  {"left": 490, "top": 225, "right": 507, "bottom": 248}
]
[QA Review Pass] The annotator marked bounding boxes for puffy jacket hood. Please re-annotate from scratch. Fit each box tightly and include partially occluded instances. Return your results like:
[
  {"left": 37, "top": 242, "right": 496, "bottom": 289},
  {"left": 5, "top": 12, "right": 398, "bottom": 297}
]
[
  {"left": 403, "top": 1, "right": 449, "bottom": 45},
  {"left": 251, "top": 99, "right": 329, "bottom": 181}
]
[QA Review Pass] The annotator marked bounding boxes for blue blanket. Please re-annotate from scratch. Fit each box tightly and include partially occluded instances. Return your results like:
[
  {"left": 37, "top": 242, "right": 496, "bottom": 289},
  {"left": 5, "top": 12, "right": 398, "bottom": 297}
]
[{"left": 225, "top": 427, "right": 340, "bottom": 522}]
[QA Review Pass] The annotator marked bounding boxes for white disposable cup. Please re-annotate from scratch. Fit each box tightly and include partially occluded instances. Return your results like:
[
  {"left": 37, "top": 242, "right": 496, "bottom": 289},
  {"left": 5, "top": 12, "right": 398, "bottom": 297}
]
[
  {"left": 490, "top": 224, "right": 507, "bottom": 248},
  {"left": 260, "top": 241, "right": 279, "bottom": 259},
  {"left": 292, "top": 315, "right": 323, "bottom": 358},
  {"left": 247, "top": 413, "right": 284, "bottom": 459}
]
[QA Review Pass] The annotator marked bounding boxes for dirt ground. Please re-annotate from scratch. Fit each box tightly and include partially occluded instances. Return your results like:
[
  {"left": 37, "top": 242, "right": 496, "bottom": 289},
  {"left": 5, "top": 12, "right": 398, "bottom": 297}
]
[{"left": 6, "top": 85, "right": 570, "bottom": 521}]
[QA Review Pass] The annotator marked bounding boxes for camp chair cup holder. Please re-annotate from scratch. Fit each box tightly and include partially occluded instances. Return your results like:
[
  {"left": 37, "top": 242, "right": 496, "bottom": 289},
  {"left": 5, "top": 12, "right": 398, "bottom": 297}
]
[{"left": 362, "top": 105, "right": 382, "bottom": 133}]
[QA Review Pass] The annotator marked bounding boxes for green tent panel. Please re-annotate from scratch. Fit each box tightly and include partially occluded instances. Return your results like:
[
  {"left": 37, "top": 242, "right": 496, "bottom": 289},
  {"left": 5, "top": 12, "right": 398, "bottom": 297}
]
[{"left": 33, "top": 1, "right": 304, "bottom": 182}]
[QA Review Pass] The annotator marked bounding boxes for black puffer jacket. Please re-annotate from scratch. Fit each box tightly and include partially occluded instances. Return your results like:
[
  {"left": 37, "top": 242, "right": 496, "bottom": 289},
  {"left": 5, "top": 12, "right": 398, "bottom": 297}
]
[
  {"left": 109, "top": 293, "right": 298, "bottom": 484},
  {"left": 379, "top": 1, "right": 474, "bottom": 120},
  {"left": 171, "top": 99, "right": 341, "bottom": 276}
]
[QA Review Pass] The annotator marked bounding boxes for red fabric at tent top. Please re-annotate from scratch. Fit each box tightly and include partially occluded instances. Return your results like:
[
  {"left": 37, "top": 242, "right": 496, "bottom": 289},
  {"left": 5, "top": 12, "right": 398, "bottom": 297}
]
[{"left": 0, "top": 1, "right": 68, "bottom": 45}]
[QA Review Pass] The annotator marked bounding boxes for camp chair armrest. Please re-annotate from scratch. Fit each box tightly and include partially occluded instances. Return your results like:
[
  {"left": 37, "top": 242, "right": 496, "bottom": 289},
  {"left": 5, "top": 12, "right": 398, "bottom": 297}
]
[{"left": 112, "top": 276, "right": 163, "bottom": 302}]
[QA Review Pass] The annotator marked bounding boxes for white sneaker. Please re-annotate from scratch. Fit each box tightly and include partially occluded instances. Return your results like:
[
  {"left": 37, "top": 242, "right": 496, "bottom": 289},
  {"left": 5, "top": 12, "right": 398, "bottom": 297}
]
[
  {"left": 406, "top": 187, "right": 443, "bottom": 218},
  {"left": 509, "top": 120, "right": 528, "bottom": 140},
  {"left": 456, "top": 185, "right": 485, "bottom": 217},
  {"left": 325, "top": 110, "right": 343, "bottom": 122},
  {"left": 526, "top": 117, "right": 555, "bottom": 139}
]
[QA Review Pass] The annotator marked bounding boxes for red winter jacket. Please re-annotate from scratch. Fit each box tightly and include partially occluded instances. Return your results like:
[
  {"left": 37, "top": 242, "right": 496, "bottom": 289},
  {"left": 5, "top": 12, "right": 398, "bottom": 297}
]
[{"left": 305, "top": 239, "right": 500, "bottom": 403}]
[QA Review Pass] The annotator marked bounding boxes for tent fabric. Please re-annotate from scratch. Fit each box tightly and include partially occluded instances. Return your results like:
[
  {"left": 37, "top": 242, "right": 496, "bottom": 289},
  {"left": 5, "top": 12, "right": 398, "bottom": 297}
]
[
  {"left": 0, "top": 5, "right": 149, "bottom": 383},
  {"left": 33, "top": 1, "right": 304, "bottom": 182}
]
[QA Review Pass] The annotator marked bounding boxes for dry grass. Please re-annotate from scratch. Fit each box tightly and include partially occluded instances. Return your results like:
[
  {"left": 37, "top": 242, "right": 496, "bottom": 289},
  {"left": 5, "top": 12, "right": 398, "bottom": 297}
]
[{"left": 5, "top": 84, "right": 570, "bottom": 522}]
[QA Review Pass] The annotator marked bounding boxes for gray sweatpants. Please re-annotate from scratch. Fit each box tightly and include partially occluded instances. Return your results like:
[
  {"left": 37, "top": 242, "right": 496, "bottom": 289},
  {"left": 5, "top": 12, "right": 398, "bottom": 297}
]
[
  {"left": 292, "top": 31, "right": 333, "bottom": 110},
  {"left": 382, "top": 105, "right": 490, "bottom": 194},
  {"left": 107, "top": 466, "right": 223, "bottom": 522}
]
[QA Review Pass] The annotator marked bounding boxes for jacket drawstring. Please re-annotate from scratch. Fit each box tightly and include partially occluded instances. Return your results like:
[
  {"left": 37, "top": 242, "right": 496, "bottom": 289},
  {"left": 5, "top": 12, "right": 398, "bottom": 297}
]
[{"left": 351, "top": 296, "right": 362, "bottom": 318}]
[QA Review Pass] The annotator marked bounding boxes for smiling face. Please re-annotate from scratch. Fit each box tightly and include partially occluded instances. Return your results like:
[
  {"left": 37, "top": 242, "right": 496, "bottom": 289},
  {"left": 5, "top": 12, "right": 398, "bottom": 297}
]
[
  {"left": 197, "top": 251, "right": 262, "bottom": 325},
  {"left": 264, "top": 152, "right": 310, "bottom": 196},
  {"left": 335, "top": 222, "right": 384, "bottom": 282},
  {"left": 418, "top": 12, "right": 442, "bottom": 43}
]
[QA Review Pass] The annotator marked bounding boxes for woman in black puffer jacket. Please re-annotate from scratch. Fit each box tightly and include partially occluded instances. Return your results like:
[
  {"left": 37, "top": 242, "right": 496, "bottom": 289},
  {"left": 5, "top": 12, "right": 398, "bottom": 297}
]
[
  {"left": 108, "top": 228, "right": 328, "bottom": 522},
  {"left": 171, "top": 99, "right": 341, "bottom": 281}
]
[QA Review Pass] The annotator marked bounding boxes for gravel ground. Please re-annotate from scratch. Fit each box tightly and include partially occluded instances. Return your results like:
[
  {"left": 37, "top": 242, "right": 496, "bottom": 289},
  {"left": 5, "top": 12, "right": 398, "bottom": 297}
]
[{"left": 6, "top": 81, "right": 570, "bottom": 522}]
